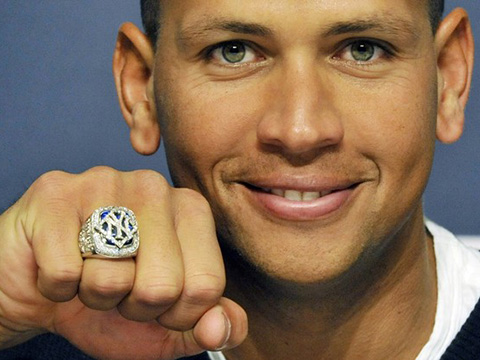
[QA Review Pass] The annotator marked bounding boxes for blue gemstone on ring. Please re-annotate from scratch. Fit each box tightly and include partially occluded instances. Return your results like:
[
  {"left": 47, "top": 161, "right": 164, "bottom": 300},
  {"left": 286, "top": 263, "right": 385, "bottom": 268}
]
[{"left": 94, "top": 207, "right": 138, "bottom": 253}]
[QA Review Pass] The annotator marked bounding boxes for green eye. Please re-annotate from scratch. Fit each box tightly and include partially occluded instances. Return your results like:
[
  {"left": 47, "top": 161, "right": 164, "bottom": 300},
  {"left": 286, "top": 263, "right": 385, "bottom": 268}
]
[
  {"left": 222, "top": 42, "right": 246, "bottom": 63},
  {"left": 350, "top": 41, "right": 375, "bottom": 62}
]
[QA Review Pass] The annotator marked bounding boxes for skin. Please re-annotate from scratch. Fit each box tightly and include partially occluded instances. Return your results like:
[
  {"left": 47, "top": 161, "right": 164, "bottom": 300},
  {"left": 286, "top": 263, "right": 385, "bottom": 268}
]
[
  {"left": 124, "top": 0, "right": 472, "bottom": 358},
  {"left": 0, "top": 0, "right": 474, "bottom": 360},
  {"left": 0, "top": 169, "right": 247, "bottom": 359},
  {"left": 155, "top": 0, "right": 440, "bottom": 286}
]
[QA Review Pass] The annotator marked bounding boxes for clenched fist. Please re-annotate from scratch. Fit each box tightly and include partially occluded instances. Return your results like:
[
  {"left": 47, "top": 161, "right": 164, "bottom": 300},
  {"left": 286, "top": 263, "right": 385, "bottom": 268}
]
[{"left": 0, "top": 167, "right": 247, "bottom": 360}]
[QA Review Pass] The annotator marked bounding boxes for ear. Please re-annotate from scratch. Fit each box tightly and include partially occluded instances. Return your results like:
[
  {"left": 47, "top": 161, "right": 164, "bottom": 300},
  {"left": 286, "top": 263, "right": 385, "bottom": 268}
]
[
  {"left": 113, "top": 22, "right": 160, "bottom": 155},
  {"left": 435, "top": 8, "right": 474, "bottom": 144}
]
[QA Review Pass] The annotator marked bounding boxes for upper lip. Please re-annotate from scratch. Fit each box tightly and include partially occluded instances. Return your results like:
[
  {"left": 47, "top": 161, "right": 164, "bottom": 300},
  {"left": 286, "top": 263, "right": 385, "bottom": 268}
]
[{"left": 237, "top": 175, "right": 362, "bottom": 194}]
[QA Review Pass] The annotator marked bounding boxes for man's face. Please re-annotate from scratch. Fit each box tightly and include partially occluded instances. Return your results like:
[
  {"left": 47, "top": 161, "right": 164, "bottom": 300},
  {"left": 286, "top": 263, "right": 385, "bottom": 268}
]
[{"left": 153, "top": 0, "right": 438, "bottom": 284}]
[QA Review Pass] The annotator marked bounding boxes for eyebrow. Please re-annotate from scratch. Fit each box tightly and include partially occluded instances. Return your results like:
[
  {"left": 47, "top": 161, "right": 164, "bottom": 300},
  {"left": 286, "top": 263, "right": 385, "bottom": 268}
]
[
  {"left": 322, "top": 16, "right": 420, "bottom": 40},
  {"left": 176, "top": 18, "right": 273, "bottom": 49},
  {"left": 176, "top": 14, "right": 419, "bottom": 49}
]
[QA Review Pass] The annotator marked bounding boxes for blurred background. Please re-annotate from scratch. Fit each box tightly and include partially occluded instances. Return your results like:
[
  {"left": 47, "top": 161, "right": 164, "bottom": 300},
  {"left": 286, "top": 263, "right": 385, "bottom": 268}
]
[{"left": 0, "top": 1, "right": 479, "bottom": 235}]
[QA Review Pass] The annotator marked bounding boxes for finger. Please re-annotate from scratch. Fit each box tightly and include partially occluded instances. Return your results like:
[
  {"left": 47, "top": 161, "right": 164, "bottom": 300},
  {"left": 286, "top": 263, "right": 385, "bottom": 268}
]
[
  {"left": 75, "top": 168, "right": 141, "bottom": 311},
  {"left": 186, "top": 297, "right": 248, "bottom": 353},
  {"left": 78, "top": 258, "right": 135, "bottom": 310},
  {"left": 28, "top": 172, "right": 84, "bottom": 302},
  {"left": 156, "top": 189, "right": 225, "bottom": 331},
  {"left": 118, "top": 176, "right": 185, "bottom": 321}
]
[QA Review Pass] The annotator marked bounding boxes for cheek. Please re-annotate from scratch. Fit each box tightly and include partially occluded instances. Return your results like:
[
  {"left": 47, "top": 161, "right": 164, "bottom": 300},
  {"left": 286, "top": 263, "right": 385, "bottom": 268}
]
[
  {"left": 341, "top": 71, "right": 437, "bottom": 174},
  {"left": 156, "top": 78, "right": 261, "bottom": 186},
  {"left": 338, "top": 71, "right": 438, "bottom": 225}
]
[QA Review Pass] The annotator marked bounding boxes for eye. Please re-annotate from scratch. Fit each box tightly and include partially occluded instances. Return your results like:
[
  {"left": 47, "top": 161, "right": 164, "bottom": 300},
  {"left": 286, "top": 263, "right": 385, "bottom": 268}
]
[
  {"left": 336, "top": 40, "right": 390, "bottom": 63},
  {"left": 208, "top": 41, "right": 260, "bottom": 65},
  {"left": 350, "top": 41, "right": 376, "bottom": 61}
]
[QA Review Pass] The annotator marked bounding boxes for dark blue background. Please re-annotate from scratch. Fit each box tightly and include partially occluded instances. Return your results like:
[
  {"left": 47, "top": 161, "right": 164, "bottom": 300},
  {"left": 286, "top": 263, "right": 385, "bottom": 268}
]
[{"left": 1, "top": 1, "right": 479, "bottom": 234}]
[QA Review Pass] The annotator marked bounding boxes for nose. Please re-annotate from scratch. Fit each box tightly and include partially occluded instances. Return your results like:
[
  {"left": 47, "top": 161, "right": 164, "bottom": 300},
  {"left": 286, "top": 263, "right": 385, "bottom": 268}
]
[{"left": 256, "top": 60, "right": 344, "bottom": 156}]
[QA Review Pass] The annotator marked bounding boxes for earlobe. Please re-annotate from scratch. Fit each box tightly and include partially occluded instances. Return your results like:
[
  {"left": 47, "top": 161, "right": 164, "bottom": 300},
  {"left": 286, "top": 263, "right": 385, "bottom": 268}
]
[
  {"left": 113, "top": 22, "right": 160, "bottom": 155},
  {"left": 435, "top": 8, "right": 474, "bottom": 144}
]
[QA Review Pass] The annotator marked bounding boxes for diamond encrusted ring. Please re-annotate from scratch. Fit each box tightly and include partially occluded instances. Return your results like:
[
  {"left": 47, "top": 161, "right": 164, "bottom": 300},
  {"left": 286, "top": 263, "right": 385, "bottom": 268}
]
[{"left": 79, "top": 206, "right": 139, "bottom": 258}]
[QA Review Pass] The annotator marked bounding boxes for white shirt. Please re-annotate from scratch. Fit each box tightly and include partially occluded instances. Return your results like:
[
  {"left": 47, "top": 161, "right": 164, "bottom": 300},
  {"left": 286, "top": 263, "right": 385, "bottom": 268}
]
[
  {"left": 208, "top": 221, "right": 480, "bottom": 360},
  {"left": 416, "top": 221, "right": 480, "bottom": 359}
]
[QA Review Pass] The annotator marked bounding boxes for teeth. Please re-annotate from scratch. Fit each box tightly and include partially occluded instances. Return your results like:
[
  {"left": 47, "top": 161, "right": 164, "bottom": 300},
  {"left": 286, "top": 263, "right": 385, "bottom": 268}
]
[
  {"left": 284, "top": 190, "right": 302, "bottom": 201},
  {"left": 271, "top": 189, "right": 285, "bottom": 197},
  {"left": 269, "top": 189, "right": 326, "bottom": 201},
  {"left": 303, "top": 191, "right": 321, "bottom": 201}
]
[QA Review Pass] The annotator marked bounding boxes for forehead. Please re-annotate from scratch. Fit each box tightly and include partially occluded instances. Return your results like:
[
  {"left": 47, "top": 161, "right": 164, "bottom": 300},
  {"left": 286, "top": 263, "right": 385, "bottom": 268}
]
[
  {"left": 154, "top": 0, "right": 432, "bottom": 52},
  {"left": 159, "top": 0, "right": 429, "bottom": 30}
]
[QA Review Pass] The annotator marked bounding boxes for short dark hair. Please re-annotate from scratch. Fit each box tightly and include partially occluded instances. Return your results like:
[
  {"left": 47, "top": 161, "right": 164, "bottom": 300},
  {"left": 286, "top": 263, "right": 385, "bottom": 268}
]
[
  {"left": 140, "top": 0, "right": 445, "bottom": 45},
  {"left": 140, "top": 0, "right": 162, "bottom": 45},
  {"left": 428, "top": 0, "right": 445, "bottom": 32}
]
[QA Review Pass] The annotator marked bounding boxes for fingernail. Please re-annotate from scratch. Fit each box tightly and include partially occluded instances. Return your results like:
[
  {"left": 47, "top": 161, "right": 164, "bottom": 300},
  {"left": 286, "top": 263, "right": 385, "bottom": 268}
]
[{"left": 215, "top": 312, "right": 232, "bottom": 351}]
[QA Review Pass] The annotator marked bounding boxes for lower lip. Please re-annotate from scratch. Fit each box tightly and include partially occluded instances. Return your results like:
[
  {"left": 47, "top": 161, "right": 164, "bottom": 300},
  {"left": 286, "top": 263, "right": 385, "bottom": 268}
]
[{"left": 248, "top": 187, "right": 356, "bottom": 221}]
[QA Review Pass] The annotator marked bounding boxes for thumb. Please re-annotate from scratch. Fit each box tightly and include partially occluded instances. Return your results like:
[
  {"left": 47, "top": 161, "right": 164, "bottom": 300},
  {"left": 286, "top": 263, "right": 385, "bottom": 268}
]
[{"left": 183, "top": 298, "right": 248, "bottom": 355}]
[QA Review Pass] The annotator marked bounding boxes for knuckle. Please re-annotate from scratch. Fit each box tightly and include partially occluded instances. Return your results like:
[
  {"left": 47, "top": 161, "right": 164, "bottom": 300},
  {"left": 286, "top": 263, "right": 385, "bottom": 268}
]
[
  {"left": 41, "top": 261, "right": 82, "bottom": 287},
  {"left": 132, "top": 170, "right": 169, "bottom": 196},
  {"left": 134, "top": 278, "right": 183, "bottom": 307},
  {"left": 83, "top": 260, "right": 134, "bottom": 297},
  {"left": 182, "top": 272, "right": 224, "bottom": 305},
  {"left": 84, "top": 166, "right": 119, "bottom": 179},
  {"left": 83, "top": 166, "right": 122, "bottom": 190},
  {"left": 89, "top": 276, "right": 132, "bottom": 297},
  {"left": 34, "top": 170, "right": 70, "bottom": 187},
  {"left": 79, "top": 167, "right": 124, "bottom": 206},
  {"left": 30, "top": 171, "right": 71, "bottom": 199},
  {"left": 176, "top": 189, "right": 212, "bottom": 218}
]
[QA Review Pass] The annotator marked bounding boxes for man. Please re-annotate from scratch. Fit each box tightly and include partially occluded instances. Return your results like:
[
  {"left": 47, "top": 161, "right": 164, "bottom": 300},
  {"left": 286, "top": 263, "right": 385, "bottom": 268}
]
[{"left": 0, "top": 0, "right": 478, "bottom": 359}]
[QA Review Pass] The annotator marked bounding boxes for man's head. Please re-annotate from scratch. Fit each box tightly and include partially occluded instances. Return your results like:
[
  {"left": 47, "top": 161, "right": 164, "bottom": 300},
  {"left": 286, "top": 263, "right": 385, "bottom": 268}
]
[
  {"left": 113, "top": 0, "right": 473, "bottom": 288},
  {"left": 140, "top": 0, "right": 445, "bottom": 45}
]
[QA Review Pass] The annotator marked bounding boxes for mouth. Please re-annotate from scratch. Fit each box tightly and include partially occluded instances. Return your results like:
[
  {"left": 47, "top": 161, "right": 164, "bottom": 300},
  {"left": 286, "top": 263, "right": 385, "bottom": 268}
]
[
  {"left": 263, "top": 188, "right": 338, "bottom": 201},
  {"left": 244, "top": 183, "right": 359, "bottom": 201},
  {"left": 239, "top": 181, "right": 361, "bottom": 221}
]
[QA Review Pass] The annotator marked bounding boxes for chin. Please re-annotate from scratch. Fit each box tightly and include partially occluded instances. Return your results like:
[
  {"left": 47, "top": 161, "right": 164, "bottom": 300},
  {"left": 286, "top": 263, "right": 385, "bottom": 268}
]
[{"left": 219, "top": 229, "right": 375, "bottom": 299}]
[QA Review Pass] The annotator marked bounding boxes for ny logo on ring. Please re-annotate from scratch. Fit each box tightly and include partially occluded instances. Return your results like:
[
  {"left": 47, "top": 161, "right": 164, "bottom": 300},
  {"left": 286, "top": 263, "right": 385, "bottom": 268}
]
[{"left": 95, "top": 209, "right": 137, "bottom": 249}]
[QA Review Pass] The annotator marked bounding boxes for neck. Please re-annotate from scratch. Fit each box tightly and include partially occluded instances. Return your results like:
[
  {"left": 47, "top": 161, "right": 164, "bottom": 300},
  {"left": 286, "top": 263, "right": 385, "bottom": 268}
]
[{"left": 222, "top": 215, "right": 437, "bottom": 360}]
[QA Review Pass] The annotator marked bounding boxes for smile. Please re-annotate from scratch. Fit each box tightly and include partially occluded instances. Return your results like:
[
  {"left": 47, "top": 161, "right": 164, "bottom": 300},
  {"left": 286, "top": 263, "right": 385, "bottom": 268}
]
[
  {"left": 263, "top": 188, "right": 335, "bottom": 201},
  {"left": 240, "top": 182, "right": 361, "bottom": 221}
]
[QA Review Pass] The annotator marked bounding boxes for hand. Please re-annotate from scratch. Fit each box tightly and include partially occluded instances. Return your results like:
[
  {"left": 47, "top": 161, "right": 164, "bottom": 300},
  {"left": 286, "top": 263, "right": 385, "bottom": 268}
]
[{"left": 0, "top": 167, "right": 247, "bottom": 359}]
